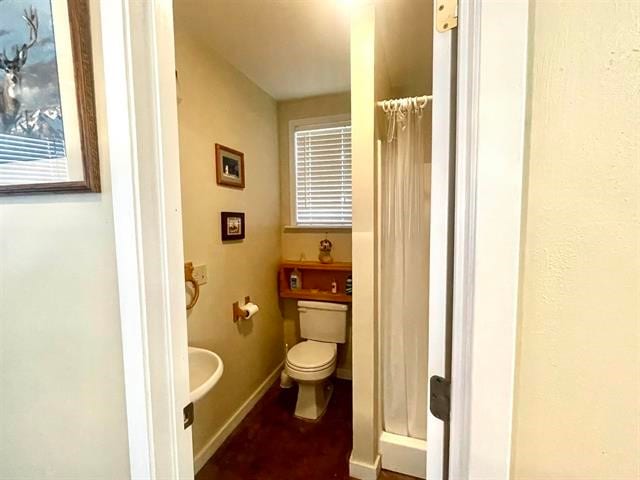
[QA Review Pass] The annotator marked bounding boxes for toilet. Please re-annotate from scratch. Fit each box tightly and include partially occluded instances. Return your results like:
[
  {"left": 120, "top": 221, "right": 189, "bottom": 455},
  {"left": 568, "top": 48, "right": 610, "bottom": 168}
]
[{"left": 285, "top": 300, "right": 348, "bottom": 420}]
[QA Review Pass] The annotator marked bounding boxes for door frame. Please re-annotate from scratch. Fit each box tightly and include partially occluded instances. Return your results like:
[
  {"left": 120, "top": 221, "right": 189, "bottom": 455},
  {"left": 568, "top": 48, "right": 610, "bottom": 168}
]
[
  {"left": 444, "top": 1, "right": 530, "bottom": 479},
  {"left": 107, "top": 0, "right": 531, "bottom": 478},
  {"left": 103, "top": 0, "right": 193, "bottom": 478},
  {"left": 426, "top": 1, "right": 456, "bottom": 478}
]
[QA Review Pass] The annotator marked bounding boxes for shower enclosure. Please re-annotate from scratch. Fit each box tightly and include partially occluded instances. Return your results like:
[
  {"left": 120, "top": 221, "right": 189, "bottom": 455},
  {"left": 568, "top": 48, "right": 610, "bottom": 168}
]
[{"left": 378, "top": 96, "right": 432, "bottom": 479}]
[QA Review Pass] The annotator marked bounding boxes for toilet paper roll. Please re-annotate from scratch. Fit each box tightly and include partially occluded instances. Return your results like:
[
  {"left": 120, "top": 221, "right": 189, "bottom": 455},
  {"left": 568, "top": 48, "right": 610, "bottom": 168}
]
[{"left": 240, "top": 302, "right": 259, "bottom": 319}]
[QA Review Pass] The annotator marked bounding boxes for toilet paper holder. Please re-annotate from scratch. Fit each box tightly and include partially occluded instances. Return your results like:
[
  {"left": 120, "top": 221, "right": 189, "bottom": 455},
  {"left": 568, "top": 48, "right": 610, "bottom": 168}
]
[{"left": 233, "top": 296, "right": 252, "bottom": 322}]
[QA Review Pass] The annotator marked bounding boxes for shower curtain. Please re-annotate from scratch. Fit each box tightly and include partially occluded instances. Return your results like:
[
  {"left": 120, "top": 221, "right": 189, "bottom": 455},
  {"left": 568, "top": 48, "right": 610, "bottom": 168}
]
[{"left": 380, "top": 100, "right": 430, "bottom": 440}]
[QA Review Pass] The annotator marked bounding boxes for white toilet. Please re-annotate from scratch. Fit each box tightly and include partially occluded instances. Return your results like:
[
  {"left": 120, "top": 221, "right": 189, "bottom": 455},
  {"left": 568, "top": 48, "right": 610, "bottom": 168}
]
[{"left": 285, "top": 300, "right": 348, "bottom": 421}]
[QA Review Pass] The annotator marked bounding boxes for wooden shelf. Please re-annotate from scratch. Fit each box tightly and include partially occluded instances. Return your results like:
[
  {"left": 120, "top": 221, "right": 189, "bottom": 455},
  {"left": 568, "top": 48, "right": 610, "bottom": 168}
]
[
  {"left": 279, "top": 260, "right": 352, "bottom": 272},
  {"left": 280, "top": 289, "right": 352, "bottom": 303},
  {"left": 278, "top": 260, "right": 352, "bottom": 304}
]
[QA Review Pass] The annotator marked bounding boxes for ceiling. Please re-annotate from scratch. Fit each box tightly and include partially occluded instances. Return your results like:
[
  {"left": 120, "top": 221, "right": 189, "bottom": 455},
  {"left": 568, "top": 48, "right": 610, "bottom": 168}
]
[
  {"left": 173, "top": 0, "right": 432, "bottom": 101},
  {"left": 173, "top": 0, "right": 351, "bottom": 101}
]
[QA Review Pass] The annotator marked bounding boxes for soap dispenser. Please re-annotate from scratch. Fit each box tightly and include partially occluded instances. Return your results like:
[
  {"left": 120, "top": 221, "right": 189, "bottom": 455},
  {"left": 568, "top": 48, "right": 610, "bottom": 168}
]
[{"left": 289, "top": 268, "right": 302, "bottom": 290}]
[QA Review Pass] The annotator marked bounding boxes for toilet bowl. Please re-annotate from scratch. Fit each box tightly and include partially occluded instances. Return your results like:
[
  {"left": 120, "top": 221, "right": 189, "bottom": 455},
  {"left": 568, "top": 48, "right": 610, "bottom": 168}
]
[
  {"left": 286, "top": 340, "right": 337, "bottom": 420},
  {"left": 286, "top": 301, "right": 348, "bottom": 421}
]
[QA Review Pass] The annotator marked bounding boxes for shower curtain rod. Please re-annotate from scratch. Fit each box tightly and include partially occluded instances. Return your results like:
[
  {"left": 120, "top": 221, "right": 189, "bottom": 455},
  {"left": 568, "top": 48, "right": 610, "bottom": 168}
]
[{"left": 376, "top": 95, "right": 432, "bottom": 107}]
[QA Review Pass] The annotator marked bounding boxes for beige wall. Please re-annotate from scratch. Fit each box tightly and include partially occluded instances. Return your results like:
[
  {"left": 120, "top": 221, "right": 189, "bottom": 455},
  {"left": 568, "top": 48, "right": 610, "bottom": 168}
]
[
  {"left": 277, "top": 93, "right": 353, "bottom": 373},
  {"left": 512, "top": 1, "right": 640, "bottom": 479},
  {"left": 0, "top": 2, "right": 130, "bottom": 477},
  {"left": 350, "top": 2, "right": 381, "bottom": 470},
  {"left": 373, "top": 4, "right": 393, "bottom": 446},
  {"left": 174, "top": 26, "right": 284, "bottom": 460},
  {"left": 278, "top": 92, "right": 353, "bottom": 262},
  {"left": 282, "top": 229, "right": 352, "bottom": 263}
]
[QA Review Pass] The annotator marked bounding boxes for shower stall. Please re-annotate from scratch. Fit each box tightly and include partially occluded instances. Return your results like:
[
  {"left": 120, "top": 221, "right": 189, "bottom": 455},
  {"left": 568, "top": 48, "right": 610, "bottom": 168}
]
[{"left": 377, "top": 95, "right": 432, "bottom": 479}]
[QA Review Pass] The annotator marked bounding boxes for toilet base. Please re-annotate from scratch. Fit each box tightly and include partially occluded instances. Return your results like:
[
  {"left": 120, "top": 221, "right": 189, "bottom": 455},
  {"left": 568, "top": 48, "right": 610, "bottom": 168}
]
[{"left": 294, "top": 380, "right": 334, "bottom": 421}]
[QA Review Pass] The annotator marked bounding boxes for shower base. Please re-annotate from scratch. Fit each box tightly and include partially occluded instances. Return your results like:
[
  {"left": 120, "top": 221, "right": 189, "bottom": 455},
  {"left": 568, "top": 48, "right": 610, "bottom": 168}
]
[{"left": 379, "top": 431, "right": 427, "bottom": 479}]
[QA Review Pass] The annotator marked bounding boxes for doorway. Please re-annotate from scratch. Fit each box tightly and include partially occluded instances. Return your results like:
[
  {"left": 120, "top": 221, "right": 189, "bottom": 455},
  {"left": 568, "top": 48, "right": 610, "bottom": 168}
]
[
  {"left": 172, "top": 1, "right": 436, "bottom": 479},
  {"left": 108, "top": 1, "right": 529, "bottom": 479},
  {"left": 173, "top": 0, "right": 356, "bottom": 477}
]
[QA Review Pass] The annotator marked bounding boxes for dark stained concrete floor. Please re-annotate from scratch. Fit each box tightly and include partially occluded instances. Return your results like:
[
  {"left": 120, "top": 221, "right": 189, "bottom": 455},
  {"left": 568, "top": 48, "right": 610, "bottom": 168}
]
[{"left": 196, "top": 378, "right": 418, "bottom": 480}]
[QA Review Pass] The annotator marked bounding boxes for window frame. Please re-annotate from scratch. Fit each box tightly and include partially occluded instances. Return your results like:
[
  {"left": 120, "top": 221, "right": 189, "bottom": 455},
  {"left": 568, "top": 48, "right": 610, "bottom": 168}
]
[{"left": 288, "top": 113, "right": 352, "bottom": 231}]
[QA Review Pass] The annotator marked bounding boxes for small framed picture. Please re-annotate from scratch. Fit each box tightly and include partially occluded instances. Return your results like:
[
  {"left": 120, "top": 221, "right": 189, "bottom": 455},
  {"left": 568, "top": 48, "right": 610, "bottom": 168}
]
[
  {"left": 215, "top": 143, "right": 245, "bottom": 189},
  {"left": 221, "top": 211, "right": 245, "bottom": 241}
]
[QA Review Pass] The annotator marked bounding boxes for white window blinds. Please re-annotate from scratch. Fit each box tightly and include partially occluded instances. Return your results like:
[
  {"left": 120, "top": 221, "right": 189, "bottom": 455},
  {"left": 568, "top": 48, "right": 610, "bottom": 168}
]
[
  {"left": 294, "top": 121, "right": 352, "bottom": 226},
  {"left": 0, "top": 133, "right": 68, "bottom": 185}
]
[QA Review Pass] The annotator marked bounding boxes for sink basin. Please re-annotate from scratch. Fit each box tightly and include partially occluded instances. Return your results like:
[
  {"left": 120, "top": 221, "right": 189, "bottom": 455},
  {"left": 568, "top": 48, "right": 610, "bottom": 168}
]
[{"left": 188, "top": 346, "right": 223, "bottom": 403}]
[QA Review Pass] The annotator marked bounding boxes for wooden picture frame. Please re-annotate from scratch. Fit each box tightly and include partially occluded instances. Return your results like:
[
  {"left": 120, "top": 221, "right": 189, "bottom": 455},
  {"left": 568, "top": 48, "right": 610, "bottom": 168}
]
[
  {"left": 215, "top": 143, "right": 245, "bottom": 189},
  {"left": 221, "top": 211, "right": 245, "bottom": 241},
  {"left": 0, "top": 0, "right": 100, "bottom": 195}
]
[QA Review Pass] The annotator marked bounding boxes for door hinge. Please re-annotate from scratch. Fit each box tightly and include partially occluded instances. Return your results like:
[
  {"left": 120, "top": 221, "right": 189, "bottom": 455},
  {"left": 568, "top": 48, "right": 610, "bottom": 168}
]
[
  {"left": 429, "top": 375, "right": 451, "bottom": 422},
  {"left": 436, "top": 0, "right": 458, "bottom": 32},
  {"left": 183, "top": 402, "right": 194, "bottom": 429}
]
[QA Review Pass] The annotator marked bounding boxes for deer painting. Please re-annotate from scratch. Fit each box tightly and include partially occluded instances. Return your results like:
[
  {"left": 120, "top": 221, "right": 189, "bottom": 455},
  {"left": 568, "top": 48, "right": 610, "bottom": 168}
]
[{"left": 0, "top": 7, "right": 39, "bottom": 134}]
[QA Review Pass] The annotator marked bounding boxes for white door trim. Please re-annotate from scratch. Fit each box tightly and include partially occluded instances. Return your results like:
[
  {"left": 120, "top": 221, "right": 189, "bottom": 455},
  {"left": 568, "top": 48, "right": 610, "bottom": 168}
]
[
  {"left": 427, "top": 1, "right": 456, "bottom": 478},
  {"left": 101, "top": 1, "right": 155, "bottom": 476},
  {"left": 104, "top": 0, "right": 193, "bottom": 478},
  {"left": 449, "top": 1, "right": 529, "bottom": 479},
  {"left": 448, "top": 1, "right": 482, "bottom": 478}
]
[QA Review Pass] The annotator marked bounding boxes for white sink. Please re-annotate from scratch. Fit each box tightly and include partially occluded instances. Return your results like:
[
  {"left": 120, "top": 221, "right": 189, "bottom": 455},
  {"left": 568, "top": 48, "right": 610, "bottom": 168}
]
[{"left": 188, "top": 346, "right": 223, "bottom": 403}]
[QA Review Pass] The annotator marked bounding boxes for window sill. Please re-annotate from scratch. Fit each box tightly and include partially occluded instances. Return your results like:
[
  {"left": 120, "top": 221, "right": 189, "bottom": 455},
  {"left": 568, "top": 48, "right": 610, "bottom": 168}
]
[{"left": 283, "top": 225, "right": 352, "bottom": 233}]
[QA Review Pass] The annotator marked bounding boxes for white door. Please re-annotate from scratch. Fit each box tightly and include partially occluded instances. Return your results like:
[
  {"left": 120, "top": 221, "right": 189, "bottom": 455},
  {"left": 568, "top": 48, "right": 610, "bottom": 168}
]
[
  {"left": 104, "top": 0, "right": 194, "bottom": 478},
  {"left": 427, "top": 2, "right": 457, "bottom": 479}
]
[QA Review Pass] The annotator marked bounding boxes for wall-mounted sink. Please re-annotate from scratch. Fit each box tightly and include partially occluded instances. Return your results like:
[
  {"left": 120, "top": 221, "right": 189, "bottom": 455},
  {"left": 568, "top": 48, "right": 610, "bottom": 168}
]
[{"left": 188, "top": 346, "right": 223, "bottom": 403}]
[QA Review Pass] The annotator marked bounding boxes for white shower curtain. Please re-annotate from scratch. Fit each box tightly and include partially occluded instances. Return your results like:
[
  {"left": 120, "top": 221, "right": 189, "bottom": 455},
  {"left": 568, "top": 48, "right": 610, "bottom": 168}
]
[{"left": 381, "top": 100, "right": 430, "bottom": 440}]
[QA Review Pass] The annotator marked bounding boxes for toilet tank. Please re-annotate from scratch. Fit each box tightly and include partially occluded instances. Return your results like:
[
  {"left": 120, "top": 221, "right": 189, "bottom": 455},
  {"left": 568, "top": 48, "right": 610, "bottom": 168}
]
[{"left": 297, "top": 300, "right": 348, "bottom": 343}]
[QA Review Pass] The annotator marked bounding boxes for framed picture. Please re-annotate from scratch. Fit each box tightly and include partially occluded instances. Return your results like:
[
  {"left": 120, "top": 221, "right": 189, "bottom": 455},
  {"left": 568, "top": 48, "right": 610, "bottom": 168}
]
[
  {"left": 0, "top": 0, "right": 100, "bottom": 195},
  {"left": 221, "top": 211, "right": 245, "bottom": 241},
  {"left": 215, "top": 143, "right": 244, "bottom": 189}
]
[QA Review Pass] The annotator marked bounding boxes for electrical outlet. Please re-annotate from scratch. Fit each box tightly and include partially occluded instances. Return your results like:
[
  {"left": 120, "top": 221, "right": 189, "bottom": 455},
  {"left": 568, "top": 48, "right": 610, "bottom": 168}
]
[{"left": 192, "top": 264, "right": 208, "bottom": 285}]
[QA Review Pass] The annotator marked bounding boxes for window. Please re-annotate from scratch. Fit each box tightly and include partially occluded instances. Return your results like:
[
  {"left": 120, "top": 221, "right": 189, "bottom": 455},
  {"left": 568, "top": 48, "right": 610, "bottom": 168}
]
[{"left": 292, "top": 119, "right": 352, "bottom": 227}]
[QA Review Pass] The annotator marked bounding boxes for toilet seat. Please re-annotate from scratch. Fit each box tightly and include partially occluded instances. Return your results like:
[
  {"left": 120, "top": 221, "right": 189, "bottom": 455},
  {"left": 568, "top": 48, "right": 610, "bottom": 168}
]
[
  {"left": 286, "top": 360, "right": 335, "bottom": 383},
  {"left": 286, "top": 341, "right": 337, "bottom": 382},
  {"left": 286, "top": 340, "right": 336, "bottom": 371}
]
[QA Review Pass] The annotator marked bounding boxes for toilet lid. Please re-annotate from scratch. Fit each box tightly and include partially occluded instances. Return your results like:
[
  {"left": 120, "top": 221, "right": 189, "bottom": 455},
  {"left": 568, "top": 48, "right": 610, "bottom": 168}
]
[{"left": 287, "top": 341, "right": 336, "bottom": 371}]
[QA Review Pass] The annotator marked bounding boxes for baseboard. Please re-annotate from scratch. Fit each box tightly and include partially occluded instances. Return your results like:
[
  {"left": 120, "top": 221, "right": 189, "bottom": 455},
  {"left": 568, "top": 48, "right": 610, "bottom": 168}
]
[
  {"left": 379, "top": 431, "right": 427, "bottom": 479},
  {"left": 349, "top": 452, "right": 381, "bottom": 480},
  {"left": 193, "top": 361, "right": 284, "bottom": 473},
  {"left": 336, "top": 367, "right": 352, "bottom": 380}
]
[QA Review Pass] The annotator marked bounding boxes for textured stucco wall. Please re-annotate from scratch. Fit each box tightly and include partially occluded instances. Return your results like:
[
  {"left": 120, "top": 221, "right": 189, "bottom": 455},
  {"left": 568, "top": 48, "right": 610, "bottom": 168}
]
[{"left": 511, "top": 1, "right": 640, "bottom": 479}]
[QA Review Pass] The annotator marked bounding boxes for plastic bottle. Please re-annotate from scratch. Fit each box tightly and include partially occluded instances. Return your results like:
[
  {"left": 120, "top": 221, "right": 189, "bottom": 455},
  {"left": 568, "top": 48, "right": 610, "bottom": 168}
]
[{"left": 289, "top": 268, "right": 301, "bottom": 290}]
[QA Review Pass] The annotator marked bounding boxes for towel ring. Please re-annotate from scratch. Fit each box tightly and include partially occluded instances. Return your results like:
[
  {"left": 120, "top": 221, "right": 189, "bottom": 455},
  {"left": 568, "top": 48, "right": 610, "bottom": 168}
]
[{"left": 185, "top": 262, "right": 200, "bottom": 310}]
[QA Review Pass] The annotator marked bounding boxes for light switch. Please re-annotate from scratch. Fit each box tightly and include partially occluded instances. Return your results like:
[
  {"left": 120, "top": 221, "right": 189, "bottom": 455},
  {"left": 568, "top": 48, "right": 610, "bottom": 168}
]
[{"left": 192, "top": 264, "right": 208, "bottom": 285}]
